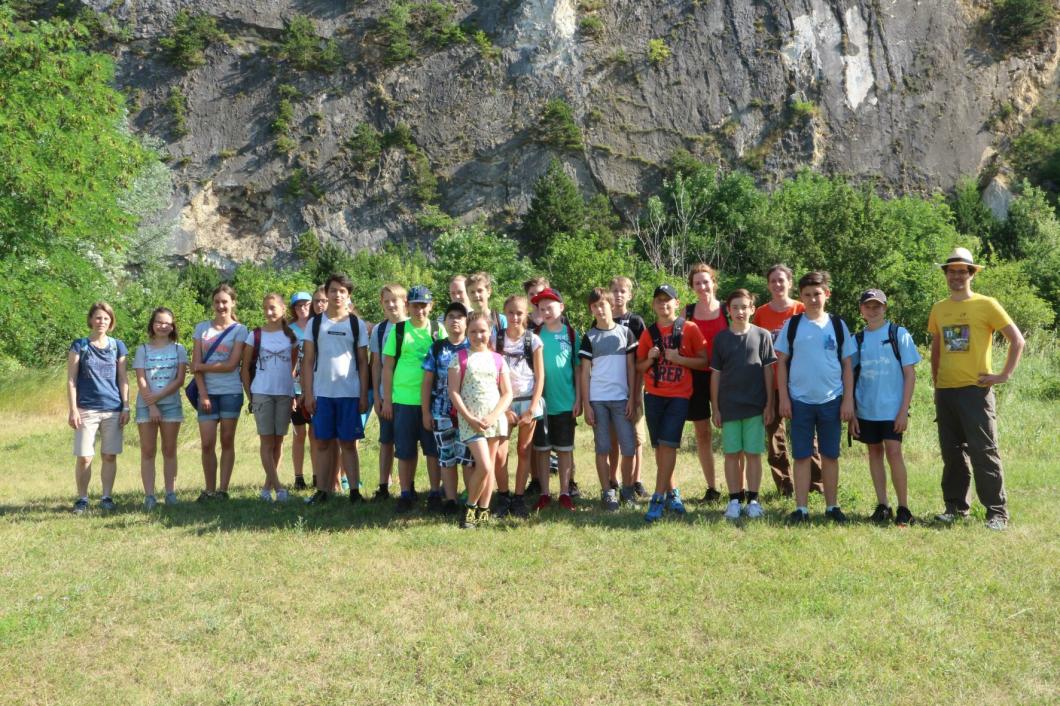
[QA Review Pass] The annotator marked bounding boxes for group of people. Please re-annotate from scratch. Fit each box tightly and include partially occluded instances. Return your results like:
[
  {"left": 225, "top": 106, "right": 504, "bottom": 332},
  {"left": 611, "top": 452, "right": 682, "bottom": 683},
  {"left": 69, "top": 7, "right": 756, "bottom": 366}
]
[{"left": 66, "top": 246, "right": 1023, "bottom": 529}]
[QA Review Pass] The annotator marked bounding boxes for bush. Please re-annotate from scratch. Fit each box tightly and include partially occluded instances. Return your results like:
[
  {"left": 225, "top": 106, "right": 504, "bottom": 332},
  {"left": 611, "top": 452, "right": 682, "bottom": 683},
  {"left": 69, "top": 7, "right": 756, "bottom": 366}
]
[
  {"left": 346, "top": 123, "right": 383, "bottom": 168},
  {"left": 990, "top": 0, "right": 1057, "bottom": 53},
  {"left": 472, "top": 30, "right": 500, "bottom": 61},
  {"left": 378, "top": 4, "right": 414, "bottom": 64},
  {"left": 272, "top": 98, "right": 294, "bottom": 135},
  {"left": 1009, "top": 121, "right": 1060, "bottom": 205},
  {"left": 278, "top": 15, "right": 342, "bottom": 72},
  {"left": 579, "top": 16, "right": 604, "bottom": 38},
  {"left": 537, "top": 99, "right": 583, "bottom": 152},
  {"left": 790, "top": 99, "right": 818, "bottom": 119},
  {"left": 648, "top": 38, "right": 670, "bottom": 67},
  {"left": 432, "top": 225, "right": 532, "bottom": 304},
  {"left": 973, "top": 259, "right": 1055, "bottom": 334},
  {"left": 166, "top": 86, "right": 188, "bottom": 137},
  {"left": 159, "top": 11, "right": 226, "bottom": 69}
]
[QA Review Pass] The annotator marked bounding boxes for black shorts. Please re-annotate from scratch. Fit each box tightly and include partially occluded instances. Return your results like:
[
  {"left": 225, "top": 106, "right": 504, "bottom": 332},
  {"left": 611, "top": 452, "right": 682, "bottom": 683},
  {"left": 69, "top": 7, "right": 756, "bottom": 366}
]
[
  {"left": 291, "top": 402, "right": 310, "bottom": 426},
  {"left": 532, "top": 412, "right": 576, "bottom": 452},
  {"left": 854, "top": 418, "right": 903, "bottom": 444},
  {"left": 686, "top": 370, "right": 712, "bottom": 422}
]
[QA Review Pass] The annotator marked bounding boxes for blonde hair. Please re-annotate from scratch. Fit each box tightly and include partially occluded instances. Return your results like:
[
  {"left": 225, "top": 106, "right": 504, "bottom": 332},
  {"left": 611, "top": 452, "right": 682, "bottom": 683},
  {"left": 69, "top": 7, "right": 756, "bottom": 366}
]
[
  {"left": 609, "top": 275, "right": 634, "bottom": 290},
  {"left": 263, "top": 293, "right": 298, "bottom": 343},
  {"left": 504, "top": 294, "right": 528, "bottom": 312},
  {"left": 467, "top": 272, "right": 493, "bottom": 291}
]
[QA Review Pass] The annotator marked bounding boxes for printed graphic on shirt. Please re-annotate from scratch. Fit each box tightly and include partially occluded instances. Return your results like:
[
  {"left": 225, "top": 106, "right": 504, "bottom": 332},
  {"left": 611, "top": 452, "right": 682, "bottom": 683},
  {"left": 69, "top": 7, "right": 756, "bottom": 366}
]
[{"left": 942, "top": 325, "right": 970, "bottom": 352}]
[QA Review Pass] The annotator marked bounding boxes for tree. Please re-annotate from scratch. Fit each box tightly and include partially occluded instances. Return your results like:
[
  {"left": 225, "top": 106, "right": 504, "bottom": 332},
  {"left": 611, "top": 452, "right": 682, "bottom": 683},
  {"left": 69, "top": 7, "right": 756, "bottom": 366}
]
[{"left": 521, "top": 159, "right": 585, "bottom": 254}]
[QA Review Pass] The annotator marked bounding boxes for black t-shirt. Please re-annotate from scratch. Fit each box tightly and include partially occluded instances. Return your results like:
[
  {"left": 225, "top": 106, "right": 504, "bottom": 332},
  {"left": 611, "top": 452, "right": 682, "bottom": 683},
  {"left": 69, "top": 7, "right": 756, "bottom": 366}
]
[{"left": 614, "top": 311, "right": 646, "bottom": 342}]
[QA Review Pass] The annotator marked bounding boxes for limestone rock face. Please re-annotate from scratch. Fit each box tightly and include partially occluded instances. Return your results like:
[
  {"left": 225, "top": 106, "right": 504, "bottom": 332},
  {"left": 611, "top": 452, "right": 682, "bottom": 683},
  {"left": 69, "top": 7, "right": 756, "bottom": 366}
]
[{"left": 91, "top": 0, "right": 1059, "bottom": 263}]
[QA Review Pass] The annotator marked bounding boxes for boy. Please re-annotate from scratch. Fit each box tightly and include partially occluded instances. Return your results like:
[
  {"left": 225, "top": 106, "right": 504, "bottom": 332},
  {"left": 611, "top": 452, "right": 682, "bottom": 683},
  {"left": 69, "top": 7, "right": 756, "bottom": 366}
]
[
  {"left": 610, "top": 275, "right": 648, "bottom": 499},
  {"left": 529, "top": 287, "right": 581, "bottom": 511},
  {"left": 381, "top": 285, "right": 440, "bottom": 513},
  {"left": 369, "top": 284, "right": 408, "bottom": 501},
  {"left": 301, "top": 273, "right": 370, "bottom": 505},
  {"left": 421, "top": 301, "right": 471, "bottom": 515},
  {"left": 579, "top": 288, "right": 638, "bottom": 511},
  {"left": 523, "top": 276, "right": 551, "bottom": 331},
  {"left": 635, "top": 284, "right": 709, "bottom": 522},
  {"left": 775, "top": 271, "right": 856, "bottom": 524},
  {"left": 709, "top": 289, "right": 777, "bottom": 520},
  {"left": 467, "top": 272, "right": 507, "bottom": 349},
  {"left": 851, "top": 289, "right": 920, "bottom": 525}
]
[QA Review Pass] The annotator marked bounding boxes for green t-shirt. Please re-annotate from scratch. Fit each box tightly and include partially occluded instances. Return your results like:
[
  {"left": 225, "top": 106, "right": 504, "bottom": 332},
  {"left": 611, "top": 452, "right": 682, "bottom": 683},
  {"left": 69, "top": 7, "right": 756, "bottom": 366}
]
[
  {"left": 539, "top": 323, "right": 580, "bottom": 413},
  {"left": 383, "top": 321, "right": 436, "bottom": 405}
]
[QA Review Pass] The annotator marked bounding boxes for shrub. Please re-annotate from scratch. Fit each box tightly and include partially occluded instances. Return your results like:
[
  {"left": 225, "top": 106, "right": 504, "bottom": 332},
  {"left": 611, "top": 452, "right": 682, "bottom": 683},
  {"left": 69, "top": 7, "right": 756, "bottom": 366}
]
[
  {"left": 790, "top": 99, "right": 818, "bottom": 119},
  {"left": 648, "top": 38, "right": 670, "bottom": 67},
  {"left": 537, "top": 98, "right": 583, "bottom": 152},
  {"left": 378, "top": 4, "right": 414, "bottom": 65},
  {"left": 166, "top": 86, "right": 189, "bottom": 137},
  {"left": 278, "top": 15, "right": 342, "bottom": 72},
  {"left": 973, "top": 259, "right": 1055, "bottom": 334},
  {"left": 473, "top": 30, "right": 500, "bottom": 61},
  {"left": 579, "top": 16, "right": 604, "bottom": 38},
  {"left": 413, "top": 2, "right": 465, "bottom": 48},
  {"left": 1009, "top": 121, "right": 1060, "bottom": 205},
  {"left": 159, "top": 11, "right": 226, "bottom": 69},
  {"left": 272, "top": 98, "right": 294, "bottom": 135},
  {"left": 990, "top": 0, "right": 1057, "bottom": 53},
  {"left": 383, "top": 122, "right": 415, "bottom": 150},
  {"left": 432, "top": 225, "right": 532, "bottom": 302},
  {"left": 346, "top": 123, "right": 383, "bottom": 168},
  {"left": 408, "top": 149, "right": 438, "bottom": 204}
]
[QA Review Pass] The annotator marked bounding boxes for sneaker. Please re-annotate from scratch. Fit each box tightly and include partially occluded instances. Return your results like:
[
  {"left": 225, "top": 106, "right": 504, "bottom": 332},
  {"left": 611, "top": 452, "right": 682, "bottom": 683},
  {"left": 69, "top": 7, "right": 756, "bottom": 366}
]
[
  {"left": 985, "top": 515, "right": 1008, "bottom": 531},
  {"left": 99, "top": 496, "right": 116, "bottom": 511},
  {"left": 870, "top": 504, "right": 894, "bottom": 524},
  {"left": 426, "top": 493, "right": 443, "bottom": 513},
  {"left": 305, "top": 490, "right": 329, "bottom": 505},
  {"left": 294, "top": 476, "right": 308, "bottom": 490},
  {"left": 602, "top": 489, "right": 619, "bottom": 512},
  {"left": 196, "top": 490, "right": 214, "bottom": 503},
  {"left": 525, "top": 477, "right": 541, "bottom": 496},
  {"left": 348, "top": 489, "right": 363, "bottom": 504},
  {"left": 558, "top": 494, "right": 575, "bottom": 511},
  {"left": 665, "top": 489, "right": 686, "bottom": 515},
  {"left": 894, "top": 506, "right": 915, "bottom": 527},
  {"left": 633, "top": 481, "right": 648, "bottom": 499},
  {"left": 644, "top": 495, "right": 665, "bottom": 523},
  {"left": 509, "top": 494, "right": 529, "bottom": 519},
  {"left": 164, "top": 492, "right": 178, "bottom": 506},
  {"left": 475, "top": 506, "right": 491, "bottom": 525},
  {"left": 744, "top": 500, "right": 765, "bottom": 519},
  {"left": 533, "top": 494, "right": 552, "bottom": 511},
  {"left": 340, "top": 476, "right": 350, "bottom": 492},
  {"left": 568, "top": 479, "right": 581, "bottom": 498},
  {"left": 825, "top": 506, "right": 849, "bottom": 525},
  {"left": 701, "top": 487, "right": 722, "bottom": 504},
  {"left": 619, "top": 486, "right": 637, "bottom": 507},
  {"left": 373, "top": 486, "right": 391, "bottom": 502},
  {"left": 276, "top": 489, "right": 290, "bottom": 503},
  {"left": 442, "top": 499, "right": 459, "bottom": 516},
  {"left": 492, "top": 492, "right": 512, "bottom": 519},
  {"left": 934, "top": 511, "right": 965, "bottom": 524},
  {"left": 73, "top": 498, "right": 89, "bottom": 514},
  {"left": 609, "top": 479, "right": 620, "bottom": 491},
  {"left": 395, "top": 494, "right": 415, "bottom": 514},
  {"left": 144, "top": 495, "right": 158, "bottom": 511},
  {"left": 460, "top": 505, "right": 477, "bottom": 529},
  {"left": 786, "top": 508, "right": 809, "bottom": 525},
  {"left": 260, "top": 489, "right": 273, "bottom": 502},
  {"left": 723, "top": 499, "right": 742, "bottom": 520},
  {"left": 215, "top": 491, "right": 229, "bottom": 500}
]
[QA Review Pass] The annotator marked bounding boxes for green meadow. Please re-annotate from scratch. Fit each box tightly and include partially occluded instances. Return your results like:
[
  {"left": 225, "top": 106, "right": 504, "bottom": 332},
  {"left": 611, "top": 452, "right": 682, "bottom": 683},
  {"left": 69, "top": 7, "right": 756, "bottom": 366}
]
[{"left": 1, "top": 343, "right": 1057, "bottom": 705}]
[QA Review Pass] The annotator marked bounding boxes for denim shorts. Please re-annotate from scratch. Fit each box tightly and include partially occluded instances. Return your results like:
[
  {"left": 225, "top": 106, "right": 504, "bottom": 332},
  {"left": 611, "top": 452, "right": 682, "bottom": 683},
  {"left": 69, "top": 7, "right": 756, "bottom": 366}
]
[
  {"left": 790, "top": 397, "right": 842, "bottom": 460},
  {"left": 135, "top": 395, "right": 184, "bottom": 424},
  {"left": 644, "top": 394, "right": 688, "bottom": 449},
  {"left": 313, "top": 396, "right": 365, "bottom": 442},
  {"left": 591, "top": 400, "right": 636, "bottom": 456},
  {"left": 196, "top": 392, "right": 243, "bottom": 422},
  {"left": 394, "top": 403, "right": 438, "bottom": 460}
]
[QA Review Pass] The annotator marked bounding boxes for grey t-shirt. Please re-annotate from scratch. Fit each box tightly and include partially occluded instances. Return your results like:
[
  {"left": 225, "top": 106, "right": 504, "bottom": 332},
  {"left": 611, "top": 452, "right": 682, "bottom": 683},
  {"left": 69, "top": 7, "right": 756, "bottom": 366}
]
[
  {"left": 578, "top": 323, "right": 637, "bottom": 402},
  {"left": 193, "top": 321, "right": 248, "bottom": 396},
  {"left": 709, "top": 325, "right": 777, "bottom": 422}
]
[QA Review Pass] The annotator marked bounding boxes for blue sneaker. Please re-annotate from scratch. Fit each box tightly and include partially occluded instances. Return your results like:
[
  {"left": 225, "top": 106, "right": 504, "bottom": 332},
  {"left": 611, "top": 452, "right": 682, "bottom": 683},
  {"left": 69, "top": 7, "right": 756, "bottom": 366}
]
[
  {"left": 645, "top": 494, "right": 666, "bottom": 523},
  {"left": 666, "top": 489, "right": 686, "bottom": 515}
]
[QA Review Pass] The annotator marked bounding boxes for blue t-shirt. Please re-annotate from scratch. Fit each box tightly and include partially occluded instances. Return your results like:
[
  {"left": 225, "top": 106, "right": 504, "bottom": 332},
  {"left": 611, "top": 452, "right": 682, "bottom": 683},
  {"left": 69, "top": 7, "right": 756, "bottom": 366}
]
[
  {"left": 70, "top": 336, "right": 128, "bottom": 411},
  {"left": 539, "top": 324, "right": 580, "bottom": 413},
  {"left": 422, "top": 338, "right": 470, "bottom": 418},
  {"left": 851, "top": 322, "right": 921, "bottom": 421},
  {"left": 775, "top": 315, "right": 856, "bottom": 405}
]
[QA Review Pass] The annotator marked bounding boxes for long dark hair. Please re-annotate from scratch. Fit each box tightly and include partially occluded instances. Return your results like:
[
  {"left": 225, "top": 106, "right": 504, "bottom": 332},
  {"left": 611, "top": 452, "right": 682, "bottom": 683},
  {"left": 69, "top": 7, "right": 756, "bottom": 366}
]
[{"left": 147, "top": 307, "right": 178, "bottom": 341}]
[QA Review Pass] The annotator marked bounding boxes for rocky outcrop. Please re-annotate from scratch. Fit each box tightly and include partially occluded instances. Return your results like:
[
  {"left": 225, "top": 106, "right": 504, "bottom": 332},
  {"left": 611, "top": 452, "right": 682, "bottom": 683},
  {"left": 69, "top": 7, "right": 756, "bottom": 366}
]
[{"left": 89, "top": 0, "right": 1059, "bottom": 264}]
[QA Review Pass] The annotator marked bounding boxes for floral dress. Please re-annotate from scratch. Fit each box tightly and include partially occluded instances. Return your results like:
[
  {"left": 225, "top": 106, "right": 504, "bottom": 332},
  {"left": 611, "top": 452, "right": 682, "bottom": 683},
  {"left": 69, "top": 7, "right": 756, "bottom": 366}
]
[{"left": 450, "top": 350, "right": 510, "bottom": 441}]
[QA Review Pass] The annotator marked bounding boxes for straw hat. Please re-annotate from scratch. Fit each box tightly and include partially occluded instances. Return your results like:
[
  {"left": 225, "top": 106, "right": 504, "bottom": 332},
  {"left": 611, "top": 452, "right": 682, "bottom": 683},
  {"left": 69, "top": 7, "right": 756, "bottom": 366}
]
[{"left": 937, "top": 247, "right": 983, "bottom": 272}]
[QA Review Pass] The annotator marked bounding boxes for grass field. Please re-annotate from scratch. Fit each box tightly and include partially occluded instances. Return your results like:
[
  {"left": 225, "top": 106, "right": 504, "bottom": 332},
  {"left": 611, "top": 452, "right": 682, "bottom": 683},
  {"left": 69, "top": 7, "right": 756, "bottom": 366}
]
[{"left": 1, "top": 344, "right": 1057, "bottom": 705}]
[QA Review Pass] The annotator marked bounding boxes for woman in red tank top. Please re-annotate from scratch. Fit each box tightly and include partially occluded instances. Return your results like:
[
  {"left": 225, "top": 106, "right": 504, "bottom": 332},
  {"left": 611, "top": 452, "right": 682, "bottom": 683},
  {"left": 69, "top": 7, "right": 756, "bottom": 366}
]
[{"left": 686, "top": 264, "right": 728, "bottom": 503}]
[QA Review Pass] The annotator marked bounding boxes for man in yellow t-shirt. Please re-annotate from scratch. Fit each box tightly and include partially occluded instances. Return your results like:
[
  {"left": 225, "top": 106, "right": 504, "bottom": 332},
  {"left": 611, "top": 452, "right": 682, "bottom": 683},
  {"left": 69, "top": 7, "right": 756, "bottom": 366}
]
[{"left": 927, "top": 248, "right": 1024, "bottom": 530}]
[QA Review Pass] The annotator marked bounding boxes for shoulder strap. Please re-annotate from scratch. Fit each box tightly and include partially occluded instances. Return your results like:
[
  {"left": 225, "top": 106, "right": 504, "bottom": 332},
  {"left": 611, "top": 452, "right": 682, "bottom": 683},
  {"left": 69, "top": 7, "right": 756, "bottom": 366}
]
[
  {"left": 376, "top": 320, "right": 388, "bottom": 351},
  {"left": 785, "top": 313, "right": 803, "bottom": 369},
  {"left": 830, "top": 314, "right": 845, "bottom": 368},
  {"left": 672, "top": 317, "right": 685, "bottom": 349},
  {"left": 496, "top": 323, "right": 506, "bottom": 350},
  {"left": 647, "top": 323, "right": 665, "bottom": 385},
  {"left": 311, "top": 314, "right": 323, "bottom": 372},
  {"left": 203, "top": 323, "right": 237, "bottom": 363},
  {"left": 888, "top": 322, "right": 902, "bottom": 364},
  {"left": 394, "top": 320, "right": 407, "bottom": 362},
  {"left": 349, "top": 315, "right": 360, "bottom": 370},
  {"left": 684, "top": 302, "right": 696, "bottom": 320},
  {"left": 523, "top": 329, "right": 534, "bottom": 361},
  {"left": 253, "top": 327, "right": 262, "bottom": 369},
  {"left": 457, "top": 347, "right": 469, "bottom": 383}
]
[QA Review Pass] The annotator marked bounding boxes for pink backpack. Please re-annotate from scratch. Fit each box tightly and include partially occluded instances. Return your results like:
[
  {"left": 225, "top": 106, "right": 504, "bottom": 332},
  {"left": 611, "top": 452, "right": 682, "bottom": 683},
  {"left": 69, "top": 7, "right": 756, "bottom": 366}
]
[{"left": 456, "top": 348, "right": 504, "bottom": 385}]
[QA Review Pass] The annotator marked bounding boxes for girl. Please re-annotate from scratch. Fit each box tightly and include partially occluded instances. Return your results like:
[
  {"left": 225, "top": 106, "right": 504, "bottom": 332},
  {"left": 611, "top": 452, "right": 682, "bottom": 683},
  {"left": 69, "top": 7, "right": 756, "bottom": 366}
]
[
  {"left": 192, "top": 283, "right": 247, "bottom": 501},
  {"left": 495, "top": 295, "right": 544, "bottom": 519},
  {"left": 448, "top": 312, "right": 513, "bottom": 528},
  {"left": 288, "top": 291, "right": 313, "bottom": 490},
  {"left": 242, "top": 293, "right": 299, "bottom": 502},
  {"left": 686, "top": 263, "right": 727, "bottom": 503},
  {"left": 133, "top": 307, "right": 187, "bottom": 509},
  {"left": 68, "top": 302, "right": 129, "bottom": 513}
]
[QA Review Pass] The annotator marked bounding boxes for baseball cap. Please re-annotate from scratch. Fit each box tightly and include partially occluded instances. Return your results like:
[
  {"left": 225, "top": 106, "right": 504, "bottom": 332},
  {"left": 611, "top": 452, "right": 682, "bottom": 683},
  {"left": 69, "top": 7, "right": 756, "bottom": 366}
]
[
  {"left": 290, "top": 291, "right": 312, "bottom": 306},
  {"left": 859, "top": 289, "right": 887, "bottom": 305},
  {"left": 445, "top": 301, "right": 468, "bottom": 317},
  {"left": 408, "top": 285, "right": 432, "bottom": 304},
  {"left": 530, "top": 287, "right": 563, "bottom": 305},
  {"left": 653, "top": 284, "right": 679, "bottom": 300}
]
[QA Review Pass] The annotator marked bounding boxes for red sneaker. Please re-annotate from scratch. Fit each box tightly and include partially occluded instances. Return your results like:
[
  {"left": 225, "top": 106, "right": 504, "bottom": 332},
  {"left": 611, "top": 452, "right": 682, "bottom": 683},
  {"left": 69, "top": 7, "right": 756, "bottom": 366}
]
[
  {"left": 533, "top": 494, "right": 552, "bottom": 511},
  {"left": 558, "top": 494, "right": 575, "bottom": 511}
]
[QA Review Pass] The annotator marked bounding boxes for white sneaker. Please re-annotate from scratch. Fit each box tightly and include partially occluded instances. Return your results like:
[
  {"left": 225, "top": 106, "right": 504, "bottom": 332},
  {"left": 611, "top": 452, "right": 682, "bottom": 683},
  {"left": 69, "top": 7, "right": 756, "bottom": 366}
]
[
  {"left": 260, "top": 489, "right": 273, "bottom": 502},
  {"left": 744, "top": 500, "right": 765, "bottom": 519},
  {"left": 275, "top": 489, "right": 290, "bottom": 503},
  {"left": 723, "top": 499, "right": 742, "bottom": 520}
]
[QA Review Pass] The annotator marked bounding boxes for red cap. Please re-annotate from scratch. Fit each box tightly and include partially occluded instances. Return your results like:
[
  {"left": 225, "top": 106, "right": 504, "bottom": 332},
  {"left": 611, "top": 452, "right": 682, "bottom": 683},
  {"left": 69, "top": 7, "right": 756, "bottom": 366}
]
[{"left": 530, "top": 287, "right": 564, "bottom": 305}]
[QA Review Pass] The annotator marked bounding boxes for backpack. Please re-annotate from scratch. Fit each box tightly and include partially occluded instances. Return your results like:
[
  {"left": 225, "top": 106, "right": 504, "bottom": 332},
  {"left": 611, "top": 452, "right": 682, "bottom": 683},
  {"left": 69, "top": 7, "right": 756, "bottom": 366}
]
[
  {"left": 647, "top": 318, "right": 686, "bottom": 385},
  {"left": 784, "top": 313, "right": 845, "bottom": 371},
  {"left": 852, "top": 323, "right": 902, "bottom": 393},
  {"left": 498, "top": 328, "right": 535, "bottom": 364},
  {"left": 391, "top": 319, "right": 440, "bottom": 363},
  {"left": 684, "top": 301, "right": 729, "bottom": 325},
  {"left": 311, "top": 313, "right": 360, "bottom": 372}
]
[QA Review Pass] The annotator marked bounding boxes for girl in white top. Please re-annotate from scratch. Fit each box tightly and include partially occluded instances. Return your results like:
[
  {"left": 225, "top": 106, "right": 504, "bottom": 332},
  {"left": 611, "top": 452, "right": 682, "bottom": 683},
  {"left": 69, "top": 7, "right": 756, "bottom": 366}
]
[
  {"left": 133, "top": 307, "right": 187, "bottom": 509},
  {"left": 241, "top": 293, "right": 299, "bottom": 502},
  {"left": 448, "top": 312, "right": 513, "bottom": 528}
]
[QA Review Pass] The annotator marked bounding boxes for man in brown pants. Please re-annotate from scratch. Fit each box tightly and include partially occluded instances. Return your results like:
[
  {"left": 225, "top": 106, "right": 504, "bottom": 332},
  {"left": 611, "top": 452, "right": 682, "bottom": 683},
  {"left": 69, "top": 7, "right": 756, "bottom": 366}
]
[{"left": 927, "top": 248, "right": 1024, "bottom": 530}]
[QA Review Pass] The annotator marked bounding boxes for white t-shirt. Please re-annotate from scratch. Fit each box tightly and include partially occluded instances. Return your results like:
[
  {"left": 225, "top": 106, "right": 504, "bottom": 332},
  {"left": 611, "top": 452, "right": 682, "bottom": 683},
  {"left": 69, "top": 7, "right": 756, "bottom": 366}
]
[
  {"left": 312, "top": 314, "right": 369, "bottom": 399},
  {"left": 245, "top": 329, "right": 296, "bottom": 396},
  {"left": 501, "top": 330, "right": 542, "bottom": 399}
]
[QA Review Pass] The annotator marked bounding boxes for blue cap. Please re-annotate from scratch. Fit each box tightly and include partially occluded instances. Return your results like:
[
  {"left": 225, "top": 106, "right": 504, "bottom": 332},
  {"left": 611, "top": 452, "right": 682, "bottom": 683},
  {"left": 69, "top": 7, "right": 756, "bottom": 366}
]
[
  {"left": 653, "top": 284, "right": 679, "bottom": 300},
  {"left": 408, "top": 285, "right": 433, "bottom": 304},
  {"left": 291, "top": 291, "right": 312, "bottom": 305}
]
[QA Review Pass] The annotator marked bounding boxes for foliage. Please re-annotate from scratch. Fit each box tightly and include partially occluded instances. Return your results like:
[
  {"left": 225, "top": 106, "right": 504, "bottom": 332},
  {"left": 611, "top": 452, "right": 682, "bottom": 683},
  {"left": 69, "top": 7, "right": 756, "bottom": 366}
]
[
  {"left": 378, "top": 3, "right": 414, "bottom": 64},
  {"left": 111, "top": 263, "right": 208, "bottom": 352},
  {"left": 278, "top": 15, "right": 342, "bottom": 72},
  {"left": 166, "top": 86, "right": 189, "bottom": 137},
  {"left": 541, "top": 232, "right": 645, "bottom": 329},
  {"left": 989, "top": 0, "right": 1057, "bottom": 53},
  {"left": 416, "top": 204, "right": 456, "bottom": 233},
  {"left": 158, "top": 11, "right": 226, "bottom": 69},
  {"left": 998, "top": 182, "right": 1060, "bottom": 308},
  {"left": 579, "top": 16, "right": 604, "bottom": 38},
  {"left": 790, "top": 99, "right": 818, "bottom": 119},
  {"left": 973, "top": 259, "right": 1055, "bottom": 333},
  {"left": 272, "top": 95, "right": 295, "bottom": 135},
  {"left": 295, "top": 230, "right": 322, "bottom": 271},
  {"left": 432, "top": 225, "right": 532, "bottom": 303},
  {"left": 377, "top": 2, "right": 467, "bottom": 65},
  {"left": 472, "top": 30, "right": 500, "bottom": 61},
  {"left": 521, "top": 159, "right": 586, "bottom": 254},
  {"left": 346, "top": 123, "right": 383, "bottom": 169},
  {"left": 647, "top": 38, "right": 670, "bottom": 67},
  {"left": 951, "top": 177, "right": 999, "bottom": 246},
  {"left": 413, "top": 2, "right": 465, "bottom": 48},
  {"left": 536, "top": 99, "right": 584, "bottom": 152},
  {"left": 1009, "top": 120, "right": 1060, "bottom": 206}
]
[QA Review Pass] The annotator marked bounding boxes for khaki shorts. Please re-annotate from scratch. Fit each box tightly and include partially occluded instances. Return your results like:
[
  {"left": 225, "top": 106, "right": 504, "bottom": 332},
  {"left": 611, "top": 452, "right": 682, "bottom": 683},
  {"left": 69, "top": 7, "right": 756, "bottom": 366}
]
[
  {"left": 73, "top": 409, "right": 123, "bottom": 457},
  {"left": 634, "top": 408, "right": 647, "bottom": 447},
  {"left": 252, "top": 394, "right": 293, "bottom": 436}
]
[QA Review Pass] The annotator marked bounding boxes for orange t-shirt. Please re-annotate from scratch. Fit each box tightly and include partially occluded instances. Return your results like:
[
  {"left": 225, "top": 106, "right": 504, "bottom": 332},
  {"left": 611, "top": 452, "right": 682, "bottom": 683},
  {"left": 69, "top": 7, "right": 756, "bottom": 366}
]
[
  {"left": 637, "top": 322, "right": 707, "bottom": 398},
  {"left": 753, "top": 302, "right": 804, "bottom": 389}
]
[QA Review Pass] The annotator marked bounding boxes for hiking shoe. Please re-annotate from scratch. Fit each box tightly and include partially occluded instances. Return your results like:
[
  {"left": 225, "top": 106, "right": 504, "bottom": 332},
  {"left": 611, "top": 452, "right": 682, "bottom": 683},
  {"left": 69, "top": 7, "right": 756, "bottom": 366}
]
[
  {"left": 934, "top": 511, "right": 965, "bottom": 525},
  {"left": 569, "top": 479, "right": 581, "bottom": 498},
  {"left": 619, "top": 486, "right": 637, "bottom": 507},
  {"left": 870, "top": 504, "right": 894, "bottom": 524},
  {"left": 475, "top": 507, "right": 491, "bottom": 525},
  {"left": 558, "top": 494, "right": 575, "bottom": 511},
  {"left": 99, "top": 496, "right": 116, "bottom": 511},
  {"left": 260, "top": 489, "right": 273, "bottom": 502},
  {"left": 460, "top": 505, "right": 477, "bottom": 529},
  {"left": 395, "top": 494, "right": 415, "bottom": 514},
  {"left": 294, "top": 476, "right": 308, "bottom": 490},
  {"left": 305, "top": 490, "right": 329, "bottom": 505},
  {"left": 509, "top": 494, "right": 529, "bottom": 518},
  {"left": 526, "top": 477, "right": 541, "bottom": 496},
  {"left": 492, "top": 493, "right": 512, "bottom": 519},
  {"left": 723, "top": 499, "right": 742, "bottom": 520},
  {"left": 701, "top": 487, "right": 722, "bottom": 504},
  {"left": 164, "top": 492, "right": 178, "bottom": 506},
  {"left": 665, "top": 489, "right": 686, "bottom": 515},
  {"left": 985, "top": 515, "right": 1008, "bottom": 531},
  {"left": 276, "top": 489, "right": 290, "bottom": 503},
  {"left": 602, "top": 489, "right": 619, "bottom": 512},
  {"left": 73, "top": 498, "right": 89, "bottom": 514},
  {"left": 895, "top": 506, "right": 915, "bottom": 527},
  {"left": 196, "top": 490, "right": 214, "bottom": 503},
  {"left": 348, "top": 489, "right": 363, "bottom": 504},
  {"left": 373, "top": 486, "right": 391, "bottom": 502},
  {"left": 786, "top": 508, "right": 809, "bottom": 525},
  {"left": 744, "top": 500, "right": 765, "bottom": 519},
  {"left": 633, "top": 481, "right": 648, "bottom": 499},
  {"left": 426, "top": 493, "right": 443, "bottom": 513},
  {"left": 533, "top": 494, "right": 552, "bottom": 511},
  {"left": 825, "top": 506, "right": 849, "bottom": 525},
  {"left": 144, "top": 495, "right": 158, "bottom": 511},
  {"left": 645, "top": 495, "right": 665, "bottom": 523}
]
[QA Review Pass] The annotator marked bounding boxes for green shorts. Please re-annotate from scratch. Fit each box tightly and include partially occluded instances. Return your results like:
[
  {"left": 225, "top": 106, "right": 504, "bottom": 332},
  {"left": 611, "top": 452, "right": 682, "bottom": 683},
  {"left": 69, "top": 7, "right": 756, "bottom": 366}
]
[{"left": 722, "top": 415, "right": 765, "bottom": 455}]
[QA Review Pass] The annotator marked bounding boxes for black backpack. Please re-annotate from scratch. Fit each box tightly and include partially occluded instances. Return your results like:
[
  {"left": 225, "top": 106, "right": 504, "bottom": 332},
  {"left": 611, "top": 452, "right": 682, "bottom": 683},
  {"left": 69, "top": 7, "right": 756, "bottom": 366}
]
[
  {"left": 647, "top": 318, "right": 686, "bottom": 385},
  {"left": 684, "top": 301, "right": 729, "bottom": 325},
  {"left": 852, "top": 323, "right": 902, "bottom": 393},
  {"left": 391, "top": 319, "right": 440, "bottom": 362},
  {"left": 311, "top": 313, "right": 360, "bottom": 372},
  {"left": 498, "top": 328, "right": 535, "bottom": 364},
  {"left": 785, "top": 313, "right": 845, "bottom": 371}
]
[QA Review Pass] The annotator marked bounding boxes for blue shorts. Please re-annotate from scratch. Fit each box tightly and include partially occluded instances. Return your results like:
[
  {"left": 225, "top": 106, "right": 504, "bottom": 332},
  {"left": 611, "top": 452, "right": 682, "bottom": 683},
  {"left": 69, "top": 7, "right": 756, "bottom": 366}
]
[
  {"left": 644, "top": 394, "right": 688, "bottom": 449},
  {"left": 393, "top": 403, "right": 438, "bottom": 460},
  {"left": 378, "top": 391, "right": 395, "bottom": 446},
  {"left": 790, "top": 397, "right": 842, "bottom": 460},
  {"left": 136, "top": 395, "right": 184, "bottom": 424},
  {"left": 197, "top": 392, "right": 243, "bottom": 422},
  {"left": 313, "top": 397, "right": 365, "bottom": 442}
]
